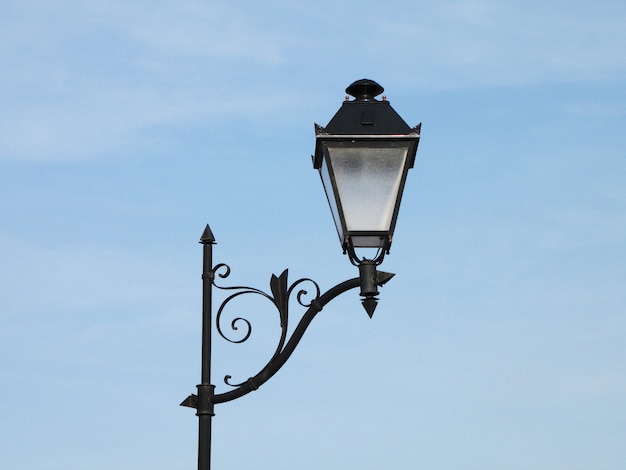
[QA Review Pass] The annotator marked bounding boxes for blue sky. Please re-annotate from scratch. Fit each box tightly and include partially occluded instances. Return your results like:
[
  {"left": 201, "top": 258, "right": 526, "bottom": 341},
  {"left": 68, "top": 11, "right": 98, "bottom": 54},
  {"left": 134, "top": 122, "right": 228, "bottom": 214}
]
[{"left": 1, "top": 1, "right": 625, "bottom": 469}]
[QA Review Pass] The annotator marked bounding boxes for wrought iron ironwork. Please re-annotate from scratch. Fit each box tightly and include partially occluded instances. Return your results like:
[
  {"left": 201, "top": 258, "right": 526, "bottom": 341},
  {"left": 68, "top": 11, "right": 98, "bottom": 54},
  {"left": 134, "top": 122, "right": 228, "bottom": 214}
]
[
  {"left": 212, "top": 265, "right": 321, "bottom": 389},
  {"left": 181, "top": 225, "right": 395, "bottom": 469}
]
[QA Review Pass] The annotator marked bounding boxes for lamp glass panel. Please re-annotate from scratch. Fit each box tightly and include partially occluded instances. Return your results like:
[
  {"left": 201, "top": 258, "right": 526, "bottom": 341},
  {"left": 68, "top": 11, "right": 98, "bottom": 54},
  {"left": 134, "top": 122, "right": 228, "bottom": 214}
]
[
  {"left": 318, "top": 156, "right": 343, "bottom": 240},
  {"left": 324, "top": 141, "right": 409, "bottom": 236}
]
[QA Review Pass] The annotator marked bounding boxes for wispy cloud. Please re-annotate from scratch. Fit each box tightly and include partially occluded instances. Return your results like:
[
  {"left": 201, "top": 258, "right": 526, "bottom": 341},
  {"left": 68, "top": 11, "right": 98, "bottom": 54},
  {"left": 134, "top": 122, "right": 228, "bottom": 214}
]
[{"left": 1, "top": 1, "right": 624, "bottom": 162}]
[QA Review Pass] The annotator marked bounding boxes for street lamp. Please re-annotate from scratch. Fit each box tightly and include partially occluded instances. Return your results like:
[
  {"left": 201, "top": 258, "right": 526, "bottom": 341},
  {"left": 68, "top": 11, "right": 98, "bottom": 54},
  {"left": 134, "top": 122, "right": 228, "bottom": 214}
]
[
  {"left": 181, "top": 79, "right": 421, "bottom": 469},
  {"left": 314, "top": 79, "right": 421, "bottom": 261}
]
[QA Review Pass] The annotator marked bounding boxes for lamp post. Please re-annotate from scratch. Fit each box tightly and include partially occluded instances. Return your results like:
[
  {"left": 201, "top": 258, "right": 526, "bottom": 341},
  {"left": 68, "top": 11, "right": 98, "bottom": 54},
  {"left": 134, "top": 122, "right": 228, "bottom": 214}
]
[{"left": 181, "top": 79, "right": 421, "bottom": 469}]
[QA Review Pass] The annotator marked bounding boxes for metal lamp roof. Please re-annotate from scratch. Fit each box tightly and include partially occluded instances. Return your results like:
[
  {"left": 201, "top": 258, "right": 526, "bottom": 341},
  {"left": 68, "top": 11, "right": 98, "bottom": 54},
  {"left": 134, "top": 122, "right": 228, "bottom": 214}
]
[{"left": 323, "top": 79, "right": 413, "bottom": 135}]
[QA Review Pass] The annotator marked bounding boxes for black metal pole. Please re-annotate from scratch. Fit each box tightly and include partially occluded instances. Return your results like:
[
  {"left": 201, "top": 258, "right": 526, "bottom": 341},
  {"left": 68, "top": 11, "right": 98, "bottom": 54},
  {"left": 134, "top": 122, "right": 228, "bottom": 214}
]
[{"left": 197, "top": 225, "right": 216, "bottom": 470}]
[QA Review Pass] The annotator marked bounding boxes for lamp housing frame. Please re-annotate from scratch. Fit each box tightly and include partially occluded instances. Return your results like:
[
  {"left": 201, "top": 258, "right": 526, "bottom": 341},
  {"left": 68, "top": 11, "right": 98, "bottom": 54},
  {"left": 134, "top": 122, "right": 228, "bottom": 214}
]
[{"left": 313, "top": 79, "right": 421, "bottom": 263}]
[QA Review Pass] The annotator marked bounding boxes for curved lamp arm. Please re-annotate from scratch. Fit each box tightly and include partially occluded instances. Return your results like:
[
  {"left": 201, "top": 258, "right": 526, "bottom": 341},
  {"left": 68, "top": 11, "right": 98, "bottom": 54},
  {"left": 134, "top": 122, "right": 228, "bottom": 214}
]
[
  {"left": 213, "top": 275, "right": 361, "bottom": 404},
  {"left": 182, "top": 268, "right": 393, "bottom": 407}
]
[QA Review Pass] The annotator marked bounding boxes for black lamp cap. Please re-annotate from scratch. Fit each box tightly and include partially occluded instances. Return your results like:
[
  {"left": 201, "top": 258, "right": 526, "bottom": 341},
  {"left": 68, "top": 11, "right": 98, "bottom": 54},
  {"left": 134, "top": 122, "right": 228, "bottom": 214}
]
[{"left": 346, "top": 79, "right": 384, "bottom": 101}]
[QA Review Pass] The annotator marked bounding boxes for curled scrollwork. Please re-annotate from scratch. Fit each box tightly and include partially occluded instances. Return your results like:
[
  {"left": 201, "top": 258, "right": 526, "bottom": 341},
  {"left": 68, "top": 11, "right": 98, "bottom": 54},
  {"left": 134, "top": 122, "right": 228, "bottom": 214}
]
[
  {"left": 212, "top": 263, "right": 231, "bottom": 282},
  {"left": 291, "top": 278, "right": 321, "bottom": 309},
  {"left": 212, "top": 267, "right": 321, "bottom": 388},
  {"left": 225, "top": 317, "right": 252, "bottom": 344}
]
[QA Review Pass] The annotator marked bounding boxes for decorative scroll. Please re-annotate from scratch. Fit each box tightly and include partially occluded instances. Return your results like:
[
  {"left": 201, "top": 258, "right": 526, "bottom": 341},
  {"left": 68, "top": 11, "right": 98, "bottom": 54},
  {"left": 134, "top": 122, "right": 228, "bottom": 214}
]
[{"left": 212, "top": 265, "right": 321, "bottom": 388}]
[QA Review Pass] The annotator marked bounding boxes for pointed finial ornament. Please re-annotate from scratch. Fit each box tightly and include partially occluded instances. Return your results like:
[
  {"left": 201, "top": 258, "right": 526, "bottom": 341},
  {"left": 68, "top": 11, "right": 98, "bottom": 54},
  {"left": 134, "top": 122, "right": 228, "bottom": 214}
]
[
  {"left": 180, "top": 394, "right": 198, "bottom": 409},
  {"left": 376, "top": 271, "right": 395, "bottom": 286},
  {"left": 361, "top": 297, "right": 378, "bottom": 318},
  {"left": 200, "top": 224, "right": 216, "bottom": 244}
]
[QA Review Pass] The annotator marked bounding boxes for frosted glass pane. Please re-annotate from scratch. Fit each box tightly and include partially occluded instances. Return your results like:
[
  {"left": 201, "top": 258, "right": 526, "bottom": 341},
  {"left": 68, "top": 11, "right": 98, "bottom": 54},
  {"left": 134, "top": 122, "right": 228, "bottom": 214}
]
[
  {"left": 318, "top": 156, "right": 343, "bottom": 239},
  {"left": 327, "top": 144, "right": 408, "bottom": 232}
]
